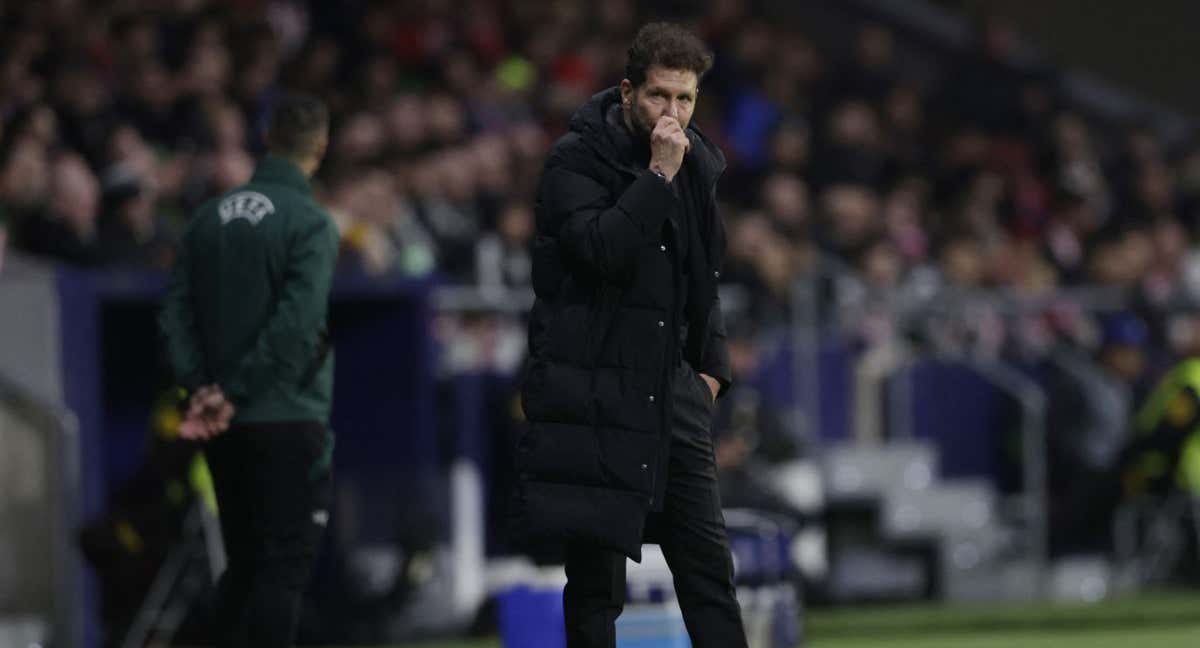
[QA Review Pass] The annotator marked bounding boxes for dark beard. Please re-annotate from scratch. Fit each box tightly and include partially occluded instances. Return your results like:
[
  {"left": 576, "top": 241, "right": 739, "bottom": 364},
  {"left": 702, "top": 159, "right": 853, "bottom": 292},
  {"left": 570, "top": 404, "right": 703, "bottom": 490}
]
[{"left": 630, "top": 110, "right": 655, "bottom": 143}]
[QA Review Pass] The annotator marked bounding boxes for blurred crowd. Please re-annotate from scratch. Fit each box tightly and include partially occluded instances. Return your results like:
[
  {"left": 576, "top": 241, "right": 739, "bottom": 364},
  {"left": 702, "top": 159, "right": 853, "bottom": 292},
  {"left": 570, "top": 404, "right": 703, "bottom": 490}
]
[
  {"left": 2, "top": 1, "right": 1200, "bottom": 381},
  {"left": 0, "top": 1, "right": 1198, "bottom": 313},
  {"left": 0, "top": 1, "right": 1197, "bottom": 333}
]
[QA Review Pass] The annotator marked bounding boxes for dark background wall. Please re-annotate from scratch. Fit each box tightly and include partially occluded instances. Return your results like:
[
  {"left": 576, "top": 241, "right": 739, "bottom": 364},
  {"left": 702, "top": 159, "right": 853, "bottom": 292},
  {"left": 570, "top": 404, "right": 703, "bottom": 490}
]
[{"left": 939, "top": 0, "right": 1200, "bottom": 120}]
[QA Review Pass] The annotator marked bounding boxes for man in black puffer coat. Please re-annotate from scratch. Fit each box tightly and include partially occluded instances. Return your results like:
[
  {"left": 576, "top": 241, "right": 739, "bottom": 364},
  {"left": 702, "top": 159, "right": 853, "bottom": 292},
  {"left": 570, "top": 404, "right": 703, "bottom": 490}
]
[{"left": 514, "top": 23, "right": 748, "bottom": 648}]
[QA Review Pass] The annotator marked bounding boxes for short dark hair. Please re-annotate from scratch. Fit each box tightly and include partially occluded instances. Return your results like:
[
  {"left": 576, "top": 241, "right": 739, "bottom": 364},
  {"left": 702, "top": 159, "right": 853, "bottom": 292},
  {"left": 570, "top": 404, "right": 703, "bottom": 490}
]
[
  {"left": 625, "top": 22, "right": 713, "bottom": 87},
  {"left": 265, "top": 94, "right": 329, "bottom": 158}
]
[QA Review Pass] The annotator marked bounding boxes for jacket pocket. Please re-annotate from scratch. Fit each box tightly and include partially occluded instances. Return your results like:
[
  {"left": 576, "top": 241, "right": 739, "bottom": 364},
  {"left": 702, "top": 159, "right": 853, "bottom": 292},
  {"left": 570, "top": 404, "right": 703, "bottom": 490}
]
[{"left": 692, "top": 366, "right": 714, "bottom": 409}]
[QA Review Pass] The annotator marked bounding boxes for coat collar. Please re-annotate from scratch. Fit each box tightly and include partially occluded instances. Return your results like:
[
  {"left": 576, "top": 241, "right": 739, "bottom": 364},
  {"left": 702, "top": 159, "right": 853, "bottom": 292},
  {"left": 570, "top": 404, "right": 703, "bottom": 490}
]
[
  {"left": 251, "top": 155, "right": 313, "bottom": 195},
  {"left": 569, "top": 87, "right": 726, "bottom": 187}
]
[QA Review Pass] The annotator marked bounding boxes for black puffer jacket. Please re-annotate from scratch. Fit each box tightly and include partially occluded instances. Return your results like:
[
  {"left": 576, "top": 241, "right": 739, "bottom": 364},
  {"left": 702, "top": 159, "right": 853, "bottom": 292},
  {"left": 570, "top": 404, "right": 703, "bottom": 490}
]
[{"left": 513, "top": 87, "right": 731, "bottom": 560}]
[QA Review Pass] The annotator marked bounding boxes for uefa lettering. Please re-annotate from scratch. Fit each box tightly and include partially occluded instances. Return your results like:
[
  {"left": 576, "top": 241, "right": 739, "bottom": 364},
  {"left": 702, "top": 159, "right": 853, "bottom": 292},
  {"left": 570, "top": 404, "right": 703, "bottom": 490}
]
[{"left": 219, "top": 191, "right": 276, "bottom": 226}]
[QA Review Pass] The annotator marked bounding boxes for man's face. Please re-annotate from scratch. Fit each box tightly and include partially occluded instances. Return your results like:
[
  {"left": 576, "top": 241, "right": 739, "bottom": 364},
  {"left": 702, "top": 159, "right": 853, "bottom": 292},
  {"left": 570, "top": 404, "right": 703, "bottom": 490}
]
[{"left": 621, "top": 65, "right": 699, "bottom": 140}]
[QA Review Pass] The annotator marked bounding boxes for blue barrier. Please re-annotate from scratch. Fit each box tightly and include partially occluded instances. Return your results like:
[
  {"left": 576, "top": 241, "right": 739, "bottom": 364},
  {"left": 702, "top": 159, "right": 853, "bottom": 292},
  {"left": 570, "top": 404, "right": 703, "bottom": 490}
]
[
  {"left": 497, "top": 585, "right": 566, "bottom": 648},
  {"left": 905, "top": 360, "right": 1018, "bottom": 483},
  {"left": 751, "top": 336, "right": 853, "bottom": 443}
]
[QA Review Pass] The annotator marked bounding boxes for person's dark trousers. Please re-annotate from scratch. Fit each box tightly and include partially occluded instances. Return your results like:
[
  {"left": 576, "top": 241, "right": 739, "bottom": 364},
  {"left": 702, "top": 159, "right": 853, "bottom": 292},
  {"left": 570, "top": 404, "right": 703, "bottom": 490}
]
[
  {"left": 563, "top": 359, "right": 748, "bottom": 648},
  {"left": 205, "top": 420, "right": 334, "bottom": 648}
]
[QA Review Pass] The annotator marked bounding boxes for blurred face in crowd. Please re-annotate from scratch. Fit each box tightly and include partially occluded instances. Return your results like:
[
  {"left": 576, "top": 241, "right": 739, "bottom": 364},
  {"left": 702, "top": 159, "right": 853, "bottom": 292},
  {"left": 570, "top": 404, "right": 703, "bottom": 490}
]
[
  {"left": 54, "top": 67, "right": 107, "bottom": 117},
  {"left": 114, "top": 190, "right": 158, "bottom": 242},
  {"left": 239, "top": 48, "right": 281, "bottom": 102},
  {"left": 441, "top": 148, "right": 481, "bottom": 203},
  {"left": 1003, "top": 238, "right": 1058, "bottom": 292},
  {"left": 385, "top": 94, "right": 426, "bottom": 152},
  {"left": 409, "top": 157, "right": 444, "bottom": 200},
  {"left": 769, "top": 120, "right": 809, "bottom": 170},
  {"left": 885, "top": 84, "right": 923, "bottom": 134},
  {"left": 50, "top": 154, "right": 99, "bottom": 237},
  {"left": 106, "top": 124, "right": 159, "bottom": 186},
  {"left": 210, "top": 148, "right": 253, "bottom": 193},
  {"left": 732, "top": 20, "right": 772, "bottom": 71},
  {"left": 729, "top": 212, "right": 772, "bottom": 263},
  {"left": 355, "top": 170, "right": 401, "bottom": 225},
  {"left": 982, "top": 17, "right": 1019, "bottom": 62},
  {"left": 1152, "top": 218, "right": 1187, "bottom": 270},
  {"left": 856, "top": 24, "right": 894, "bottom": 69},
  {"left": 1127, "top": 127, "right": 1163, "bottom": 166},
  {"left": 761, "top": 172, "right": 809, "bottom": 234},
  {"left": 509, "top": 122, "right": 548, "bottom": 160},
  {"left": 132, "top": 60, "right": 175, "bottom": 112},
  {"left": 1102, "top": 344, "right": 1147, "bottom": 383},
  {"left": 756, "top": 234, "right": 795, "bottom": 297},
  {"left": 828, "top": 100, "right": 881, "bottom": 150},
  {"left": 1136, "top": 163, "right": 1175, "bottom": 212},
  {"left": 360, "top": 54, "right": 398, "bottom": 103},
  {"left": 426, "top": 92, "right": 467, "bottom": 144},
  {"left": 473, "top": 135, "right": 512, "bottom": 195},
  {"left": 441, "top": 49, "right": 481, "bottom": 96},
  {"left": 184, "top": 42, "right": 231, "bottom": 98},
  {"left": 20, "top": 103, "right": 59, "bottom": 145},
  {"left": 728, "top": 335, "right": 761, "bottom": 379},
  {"left": 498, "top": 203, "right": 534, "bottom": 247},
  {"left": 1086, "top": 236, "right": 1149, "bottom": 288},
  {"left": 299, "top": 37, "right": 341, "bottom": 87},
  {"left": 944, "top": 128, "right": 990, "bottom": 168},
  {"left": 941, "top": 238, "right": 986, "bottom": 287},
  {"left": 822, "top": 184, "right": 880, "bottom": 251},
  {"left": 127, "top": 17, "right": 160, "bottom": 56},
  {"left": 860, "top": 239, "right": 903, "bottom": 290},
  {"left": 1123, "top": 227, "right": 1154, "bottom": 277},
  {"left": 620, "top": 65, "right": 699, "bottom": 141},
  {"left": 1052, "top": 112, "right": 1094, "bottom": 161},
  {"left": 774, "top": 32, "right": 822, "bottom": 88},
  {"left": 0, "top": 136, "right": 49, "bottom": 207},
  {"left": 334, "top": 112, "right": 385, "bottom": 162},
  {"left": 884, "top": 192, "right": 927, "bottom": 262},
  {"left": 209, "top": 102, "right": 246, "bottom": 151},
  {"left": 1178, "top": 148, "right": 1200, "bottom": 194},
  {"left": 1168, "top": 314, "right": 1200, "bottom": 356}
]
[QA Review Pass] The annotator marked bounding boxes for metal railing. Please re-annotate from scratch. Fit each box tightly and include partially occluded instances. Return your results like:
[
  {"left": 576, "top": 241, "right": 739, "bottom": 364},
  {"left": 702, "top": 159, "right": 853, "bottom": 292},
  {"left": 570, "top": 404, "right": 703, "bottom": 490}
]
[{"left": 786, "top": 253, "right": 1183, "bottom": 597}]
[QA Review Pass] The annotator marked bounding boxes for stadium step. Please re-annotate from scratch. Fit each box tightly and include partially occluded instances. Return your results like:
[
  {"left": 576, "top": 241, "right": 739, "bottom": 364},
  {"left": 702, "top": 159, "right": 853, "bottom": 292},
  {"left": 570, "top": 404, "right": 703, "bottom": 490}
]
[
  {"left": 823, "top": 441, "right": 939, "bottom": 502},
  {"left": 880, "top": 479, "right": 996, "bottom": 540},
  {"left": 821, "top": 442, "right": 1048, "bottom": 603},
  {"left": 940, "top": 558, "right": 1042, "bottom": 601}
]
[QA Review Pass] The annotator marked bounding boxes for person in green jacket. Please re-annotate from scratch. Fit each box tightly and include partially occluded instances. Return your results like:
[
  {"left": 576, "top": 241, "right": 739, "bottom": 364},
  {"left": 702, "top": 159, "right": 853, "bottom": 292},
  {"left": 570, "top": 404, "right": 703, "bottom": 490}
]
[
  {"left": 158, "top": 94, "right": 337, "bottom": 648},
  {"left": 1123, "top": 357, "right": 1200, "bottom": 498}
]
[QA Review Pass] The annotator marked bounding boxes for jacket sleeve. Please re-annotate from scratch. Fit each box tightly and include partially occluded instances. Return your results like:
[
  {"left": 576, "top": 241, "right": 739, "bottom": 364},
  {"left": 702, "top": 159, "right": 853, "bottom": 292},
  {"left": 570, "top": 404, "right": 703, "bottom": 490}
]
[
  {"left": 540, "top": 165, "right": 678, "bottom": 282},
  {"left": 220, "top": 211, "right": 338, "bottom": 406},
  {"left": 158, "top": 234, "right": 207, "bottom": 391},
  {"left": 699, "top": 292, "right": 733, "bottom": 398}
]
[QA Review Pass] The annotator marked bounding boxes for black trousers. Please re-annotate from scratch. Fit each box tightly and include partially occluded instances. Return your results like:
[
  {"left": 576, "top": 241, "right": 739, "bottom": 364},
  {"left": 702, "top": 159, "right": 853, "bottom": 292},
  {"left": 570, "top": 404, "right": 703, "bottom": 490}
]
[
  {"left": 205, "top": 420, "right": 333, "bottom": 648},
  {"left": 563, "top": 359, "right": 748, "bottom": 648}
]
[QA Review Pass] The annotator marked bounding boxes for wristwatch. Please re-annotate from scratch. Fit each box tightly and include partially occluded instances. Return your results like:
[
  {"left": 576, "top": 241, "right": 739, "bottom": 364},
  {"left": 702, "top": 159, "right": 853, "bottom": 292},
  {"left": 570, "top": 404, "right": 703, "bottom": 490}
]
[{"left": 649, "top": 167, "right": 669, "bottom": 184}]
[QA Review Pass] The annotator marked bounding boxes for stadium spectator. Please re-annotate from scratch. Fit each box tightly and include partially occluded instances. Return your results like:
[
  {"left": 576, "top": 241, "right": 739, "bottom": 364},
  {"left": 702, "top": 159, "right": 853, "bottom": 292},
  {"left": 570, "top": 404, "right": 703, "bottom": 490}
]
[
  {"left": 1047, "top": 312, "right": 1151, "bottom": 554},
  {"left": 16, "top": 152, "right": 102, "bottom": 266},
  {"left": 475, "top": 201, "right": 533, "bottom": 290}
]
